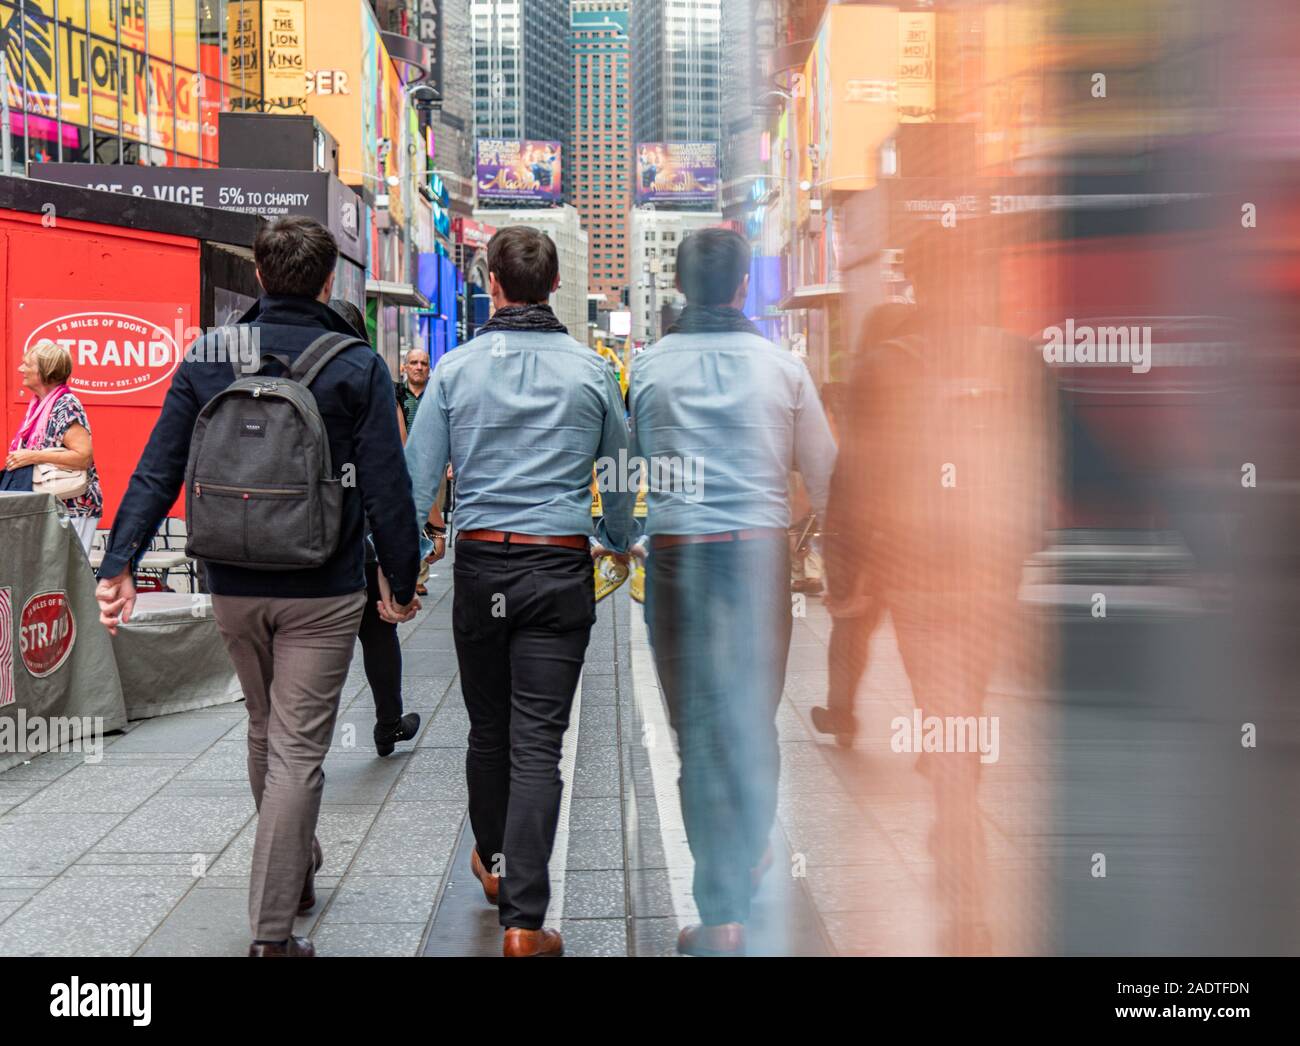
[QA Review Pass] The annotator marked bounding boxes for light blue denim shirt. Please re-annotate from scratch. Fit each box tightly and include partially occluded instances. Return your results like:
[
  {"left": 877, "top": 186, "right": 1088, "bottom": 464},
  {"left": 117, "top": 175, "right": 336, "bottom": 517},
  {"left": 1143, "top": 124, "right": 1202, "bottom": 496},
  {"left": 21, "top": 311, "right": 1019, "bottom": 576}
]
[
  {"left": 405, "top": 329, "right": 637, "bottom": 553},
  {"left": 628, "top": 331, "right": 837, "bottom": 536}
]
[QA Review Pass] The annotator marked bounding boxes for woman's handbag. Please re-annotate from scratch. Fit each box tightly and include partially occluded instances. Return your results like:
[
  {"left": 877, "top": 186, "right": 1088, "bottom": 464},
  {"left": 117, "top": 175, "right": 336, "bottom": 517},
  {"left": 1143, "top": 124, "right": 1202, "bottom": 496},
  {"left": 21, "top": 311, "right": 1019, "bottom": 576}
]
[{"left": 32, "top": 462, "right": 90, "bottom": 500}]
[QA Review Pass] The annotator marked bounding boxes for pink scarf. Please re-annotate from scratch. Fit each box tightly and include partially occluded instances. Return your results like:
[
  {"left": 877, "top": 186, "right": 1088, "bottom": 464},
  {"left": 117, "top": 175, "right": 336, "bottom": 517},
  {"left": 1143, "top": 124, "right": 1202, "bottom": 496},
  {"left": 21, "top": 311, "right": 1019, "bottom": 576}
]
[{"left": 10, "top": 384, "right": 70, "bottom": 453}]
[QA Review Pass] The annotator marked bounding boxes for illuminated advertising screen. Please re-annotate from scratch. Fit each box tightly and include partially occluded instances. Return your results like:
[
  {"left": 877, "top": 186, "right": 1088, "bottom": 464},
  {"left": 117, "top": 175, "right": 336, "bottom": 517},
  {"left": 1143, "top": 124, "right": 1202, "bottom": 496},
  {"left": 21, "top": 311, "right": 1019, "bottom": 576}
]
[
  {"left": 635, "top": 142, "right": 719, "bottom": 206},
  {"left": 476, "top": 139, "right": 563, "bottom": 205}
]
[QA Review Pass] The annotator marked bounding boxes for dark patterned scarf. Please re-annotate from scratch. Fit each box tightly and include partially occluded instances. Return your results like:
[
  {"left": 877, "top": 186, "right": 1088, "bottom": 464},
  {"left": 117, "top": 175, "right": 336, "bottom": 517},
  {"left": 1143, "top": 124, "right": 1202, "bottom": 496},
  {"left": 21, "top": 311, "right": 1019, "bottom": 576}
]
[
  {"left": 667, "top": 304, "right": 762, "bottom": 336},
  {"left": 477, "top": 303, "right": 568, "bottom": 336}
]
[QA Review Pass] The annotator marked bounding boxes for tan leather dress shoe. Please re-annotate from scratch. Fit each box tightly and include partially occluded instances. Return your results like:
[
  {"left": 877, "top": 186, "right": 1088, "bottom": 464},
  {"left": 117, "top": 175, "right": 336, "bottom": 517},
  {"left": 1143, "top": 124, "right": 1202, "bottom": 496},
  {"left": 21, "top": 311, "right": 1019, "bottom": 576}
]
[
  {"left": 677, "top": 922, "right": 745, "bottom": 957},
  {"left": 503, "top": 927, "right": 564, "bottom": 957},
  {"left": 470, "top": 848, "right": 500, "bottom": 905},
  {"left": 248, "top": 936, "right": 315, "bottom": 957}
]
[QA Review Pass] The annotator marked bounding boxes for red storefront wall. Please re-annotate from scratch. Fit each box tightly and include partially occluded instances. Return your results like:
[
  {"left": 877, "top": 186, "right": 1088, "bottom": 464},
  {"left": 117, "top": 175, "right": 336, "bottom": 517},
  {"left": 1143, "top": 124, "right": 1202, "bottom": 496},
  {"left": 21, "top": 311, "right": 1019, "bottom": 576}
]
[{"left": 2, "top": 208, "right": 202, "bottom": 527}]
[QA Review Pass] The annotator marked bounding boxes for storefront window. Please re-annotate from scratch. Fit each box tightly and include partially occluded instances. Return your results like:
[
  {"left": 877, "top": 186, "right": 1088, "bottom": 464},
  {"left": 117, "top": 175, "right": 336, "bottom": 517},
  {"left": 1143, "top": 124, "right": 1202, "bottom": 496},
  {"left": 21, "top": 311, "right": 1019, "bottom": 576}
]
[
  {"left": 1, "top": 2, "right": 24, "bottom": 170},
  {"left": 147, "top": 54, "right": 175, "bottom": 162},
  {"left": 62, "top": 120, "right": 91, "bottom": 161},
  {"left": 93, "top": 128, "right": 120, "bottom": 162},
  {"left": 0, "top": 1, "right": 261, "bottom": 171}
]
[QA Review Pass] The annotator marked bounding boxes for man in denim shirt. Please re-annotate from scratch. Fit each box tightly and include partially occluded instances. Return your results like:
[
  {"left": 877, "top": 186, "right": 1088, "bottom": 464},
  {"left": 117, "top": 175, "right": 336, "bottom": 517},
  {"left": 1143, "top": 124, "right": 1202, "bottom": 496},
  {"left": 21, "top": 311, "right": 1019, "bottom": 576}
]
[
  {"left": 630, "top": 227, "right": 837, "bottom": 955},
  {"left": 404, "top": 226, "right": 635, "bottom": 957}
]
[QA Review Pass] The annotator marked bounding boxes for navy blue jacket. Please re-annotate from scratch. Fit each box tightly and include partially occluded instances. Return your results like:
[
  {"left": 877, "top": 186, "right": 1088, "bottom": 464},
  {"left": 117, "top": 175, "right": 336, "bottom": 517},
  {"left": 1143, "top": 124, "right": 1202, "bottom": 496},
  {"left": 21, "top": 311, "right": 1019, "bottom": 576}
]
[{"left": 98, "top": 295, "right": 421, "bottom": 604}]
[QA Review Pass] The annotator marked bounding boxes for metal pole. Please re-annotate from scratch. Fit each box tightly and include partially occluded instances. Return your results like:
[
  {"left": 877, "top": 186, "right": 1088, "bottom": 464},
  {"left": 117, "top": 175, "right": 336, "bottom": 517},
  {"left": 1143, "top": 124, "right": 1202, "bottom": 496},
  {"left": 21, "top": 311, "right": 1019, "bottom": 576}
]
[
  {"left": 1, "top": 51, "right": 12, "bottom": 176},
  {"left": 649, "top": 271, "right": 657, "bottom": 342}
]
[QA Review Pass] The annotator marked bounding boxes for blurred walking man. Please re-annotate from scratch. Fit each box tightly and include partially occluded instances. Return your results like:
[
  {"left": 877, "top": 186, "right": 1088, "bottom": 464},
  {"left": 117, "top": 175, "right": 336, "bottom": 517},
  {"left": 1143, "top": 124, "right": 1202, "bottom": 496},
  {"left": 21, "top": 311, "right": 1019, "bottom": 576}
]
[
  {"left": 630, "top": 227, "right": 837, "bottom": 956},
  {"left": 96, "top": 216, "right": 420, "bottom": 957},
  {"left": 404, "top": 226, "right": 635, "bottom": 957}
]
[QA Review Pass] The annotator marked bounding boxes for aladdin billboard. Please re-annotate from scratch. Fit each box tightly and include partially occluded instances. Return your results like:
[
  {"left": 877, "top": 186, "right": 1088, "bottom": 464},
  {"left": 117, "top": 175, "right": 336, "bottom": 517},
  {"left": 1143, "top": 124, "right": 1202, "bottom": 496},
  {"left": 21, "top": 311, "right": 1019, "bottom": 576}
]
[
  {"left": 635, "top": 142, "right": 719, "bottom": 206},
  {"left": 476, "top": 139, "right": 563, "bottom": 205}
]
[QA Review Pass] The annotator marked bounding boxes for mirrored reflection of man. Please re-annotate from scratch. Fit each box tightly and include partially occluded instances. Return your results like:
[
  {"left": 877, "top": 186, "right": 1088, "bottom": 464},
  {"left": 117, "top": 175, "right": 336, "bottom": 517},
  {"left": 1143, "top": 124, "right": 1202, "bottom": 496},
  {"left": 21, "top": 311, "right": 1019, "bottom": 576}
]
[
  {"left": 404, "top": 226, "right": 636, "bottom": 957},
  {"left": 630, "top": 228, "right": 837, "bottom": 956}
]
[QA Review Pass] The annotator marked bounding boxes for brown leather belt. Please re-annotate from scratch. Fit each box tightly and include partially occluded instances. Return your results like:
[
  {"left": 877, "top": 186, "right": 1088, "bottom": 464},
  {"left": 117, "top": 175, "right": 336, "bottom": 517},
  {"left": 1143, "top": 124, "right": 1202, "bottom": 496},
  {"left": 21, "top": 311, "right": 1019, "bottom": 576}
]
[
  {"left": 459, "top": 529, "right": 589, "bottom": 550},
  {"left": 651, "top": 528, "right": 787, "bottom": 550}
]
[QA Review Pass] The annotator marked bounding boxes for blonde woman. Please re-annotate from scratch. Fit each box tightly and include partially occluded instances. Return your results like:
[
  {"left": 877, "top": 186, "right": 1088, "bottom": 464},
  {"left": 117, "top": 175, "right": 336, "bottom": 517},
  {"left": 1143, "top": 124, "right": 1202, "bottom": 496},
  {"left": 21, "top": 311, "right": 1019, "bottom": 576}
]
[{"left": 3, "top": 339, "right": 103, "bottom": 553}]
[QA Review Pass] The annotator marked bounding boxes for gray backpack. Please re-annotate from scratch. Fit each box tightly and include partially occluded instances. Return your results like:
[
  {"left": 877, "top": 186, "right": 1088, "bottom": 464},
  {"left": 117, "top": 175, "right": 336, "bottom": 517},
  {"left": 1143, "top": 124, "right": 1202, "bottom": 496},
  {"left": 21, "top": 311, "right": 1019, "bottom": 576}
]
[{"left": 184, "top": 329, "right": 365, "bottom": 570}]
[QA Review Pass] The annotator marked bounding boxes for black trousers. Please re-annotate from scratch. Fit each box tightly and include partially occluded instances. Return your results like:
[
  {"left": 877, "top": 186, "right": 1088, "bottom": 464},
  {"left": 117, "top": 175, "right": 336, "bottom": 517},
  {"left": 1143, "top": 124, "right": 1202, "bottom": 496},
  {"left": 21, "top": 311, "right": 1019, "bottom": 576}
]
[
  {"left": 645, "top": 536, "right": 792, "bottom": 926},
  {"left": 452, "top": 539, "right": 595, "bottom": 929},
  {"left": 826, "top": 600, "right": 883, "bottom": 719},
  {"left": 358, "top": 561, "right": 404, "bottom": 726}
]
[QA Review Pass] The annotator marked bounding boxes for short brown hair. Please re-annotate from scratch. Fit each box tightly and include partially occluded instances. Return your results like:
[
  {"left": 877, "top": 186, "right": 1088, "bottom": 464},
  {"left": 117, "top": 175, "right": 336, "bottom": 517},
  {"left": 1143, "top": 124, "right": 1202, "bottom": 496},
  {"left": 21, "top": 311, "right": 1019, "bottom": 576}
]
[
  {"left": 486, "top": 226, "right": 558, "bottom": 303},
  {"left": 677, "top": 227, "right": 750, "bottom": 306},
  {"left": 254, "top": 216, "right": 338, "bottom": 298}
]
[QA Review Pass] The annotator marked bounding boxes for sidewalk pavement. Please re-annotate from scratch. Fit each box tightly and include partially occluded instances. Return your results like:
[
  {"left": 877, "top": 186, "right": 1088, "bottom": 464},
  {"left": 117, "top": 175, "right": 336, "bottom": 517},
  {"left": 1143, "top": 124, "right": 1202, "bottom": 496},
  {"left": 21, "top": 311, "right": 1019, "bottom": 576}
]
[{"left": 0, "top": 563, "right": 1047, "bottom": 957}]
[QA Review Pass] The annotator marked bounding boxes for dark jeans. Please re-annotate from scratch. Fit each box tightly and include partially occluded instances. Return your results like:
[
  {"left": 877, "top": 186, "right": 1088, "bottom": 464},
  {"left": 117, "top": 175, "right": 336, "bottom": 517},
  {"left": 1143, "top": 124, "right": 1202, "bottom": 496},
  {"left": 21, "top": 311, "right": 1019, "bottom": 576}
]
[
  {"left": 358, "top": 561, "right": 404, "bottom": 726},
  {"left": 645, "top": 536, "right": 792, "bottom": 926},
  {"left": 452, "top": 539, "right": 595, "bottom": 929},
  {"left": 826, "top": 601, "right": 883, "bottom": 719}
]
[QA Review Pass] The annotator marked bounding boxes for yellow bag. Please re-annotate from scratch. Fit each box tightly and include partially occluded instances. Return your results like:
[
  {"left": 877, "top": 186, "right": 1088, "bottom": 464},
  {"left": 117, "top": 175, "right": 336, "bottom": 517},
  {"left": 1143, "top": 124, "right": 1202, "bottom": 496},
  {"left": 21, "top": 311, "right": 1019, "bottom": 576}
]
[
  {"left": 594, "top": 554, "right": 629, "bottom": 601},
  {"left": 629, "top": 558, "right": 645, "bottom": 604}
]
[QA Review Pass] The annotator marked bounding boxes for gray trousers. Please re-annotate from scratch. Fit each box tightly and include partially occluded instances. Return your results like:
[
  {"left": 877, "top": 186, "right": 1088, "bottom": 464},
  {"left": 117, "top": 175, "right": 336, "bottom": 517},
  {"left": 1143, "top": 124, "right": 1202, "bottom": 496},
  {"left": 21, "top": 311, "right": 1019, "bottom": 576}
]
[{"left": 212, "top": 591, "right": 366, "bottom": 940}]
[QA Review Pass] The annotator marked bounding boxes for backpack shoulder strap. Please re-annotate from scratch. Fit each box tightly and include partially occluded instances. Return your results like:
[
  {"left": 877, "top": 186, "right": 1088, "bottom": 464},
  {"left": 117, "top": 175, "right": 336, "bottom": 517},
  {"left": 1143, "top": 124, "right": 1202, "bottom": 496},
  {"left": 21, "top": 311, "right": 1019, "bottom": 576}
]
[{"left": 289, "top": 332, "right": 367, "bottom": 388}]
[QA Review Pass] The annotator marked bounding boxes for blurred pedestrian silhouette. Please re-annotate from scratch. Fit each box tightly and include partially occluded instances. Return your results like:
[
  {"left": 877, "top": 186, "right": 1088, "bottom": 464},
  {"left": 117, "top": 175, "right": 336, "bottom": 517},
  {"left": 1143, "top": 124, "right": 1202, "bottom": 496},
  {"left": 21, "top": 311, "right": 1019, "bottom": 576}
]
[{"left": 822, "top": 222, "right": 1052, "bottom": 953}]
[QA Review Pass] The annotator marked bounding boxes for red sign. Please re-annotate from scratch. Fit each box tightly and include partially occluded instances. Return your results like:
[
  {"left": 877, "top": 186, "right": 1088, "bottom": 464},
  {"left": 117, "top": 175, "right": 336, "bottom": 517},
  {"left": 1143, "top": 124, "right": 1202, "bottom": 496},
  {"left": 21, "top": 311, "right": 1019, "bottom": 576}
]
[
  {"left": 11, "top": 301, "right": 191, "bottom": 408},
  {"left": 454, "top": 217, "right": 496, "bottom": 250},
  {"left": 19, "top": 590, "right": 76, "bottom": 679}
]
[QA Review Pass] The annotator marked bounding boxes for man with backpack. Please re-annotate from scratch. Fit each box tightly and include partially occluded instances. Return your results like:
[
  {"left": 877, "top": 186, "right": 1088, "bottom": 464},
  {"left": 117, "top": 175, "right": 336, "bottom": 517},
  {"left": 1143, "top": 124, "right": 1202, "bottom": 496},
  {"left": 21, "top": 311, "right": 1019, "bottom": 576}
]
[{"left": 95, "top": 215, "right": 421, "bottom": 958}]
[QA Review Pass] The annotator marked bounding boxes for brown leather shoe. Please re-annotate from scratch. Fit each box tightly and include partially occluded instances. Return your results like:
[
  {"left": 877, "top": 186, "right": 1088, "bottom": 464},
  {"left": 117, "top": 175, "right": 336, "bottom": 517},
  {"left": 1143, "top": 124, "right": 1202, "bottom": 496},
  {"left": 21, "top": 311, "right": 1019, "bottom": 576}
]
[
  {"left": 248, "top": 935, "right": 315, "bottom": 957},
  {"left": 503, "top": 927, "right": 563, "bottom": 957},
  {"left": 677, "top": 922, "right": 745, "bottom": 957},
  {"left": 469, "top": 848, "right": 500, "bottom": 905},
  {"left": 298, "top": 838, "right": 324, "bottom": 916}
]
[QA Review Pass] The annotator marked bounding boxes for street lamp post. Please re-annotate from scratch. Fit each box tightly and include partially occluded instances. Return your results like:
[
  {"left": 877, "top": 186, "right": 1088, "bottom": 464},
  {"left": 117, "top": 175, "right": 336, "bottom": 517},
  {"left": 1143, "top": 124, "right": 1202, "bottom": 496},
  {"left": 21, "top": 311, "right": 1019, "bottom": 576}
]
[{"left": 1, "top": 58, "right": 13, "bottom": 177}]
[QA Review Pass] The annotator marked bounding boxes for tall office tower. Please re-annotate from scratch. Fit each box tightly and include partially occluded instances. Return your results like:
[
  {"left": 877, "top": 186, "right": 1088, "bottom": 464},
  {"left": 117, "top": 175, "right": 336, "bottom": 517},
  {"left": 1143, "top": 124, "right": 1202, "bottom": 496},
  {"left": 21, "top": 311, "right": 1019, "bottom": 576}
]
[
  {"left": 719, "top": 0, "right": 777, "bottom": 221},
  {"left": 440, "top": 0, "right": 477, "bottom": 215},
  {"left": 573, "top": 1, "right": 632, "bottom": 310},
  {"left": 471, "top": 0, "right": 572, "bottom": 198},
  {"left": 371, "top": 0, "right": 477, "bottom": 217},
  {"left": 630, "top": 0, "right": 722, "bottom": 147}
]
